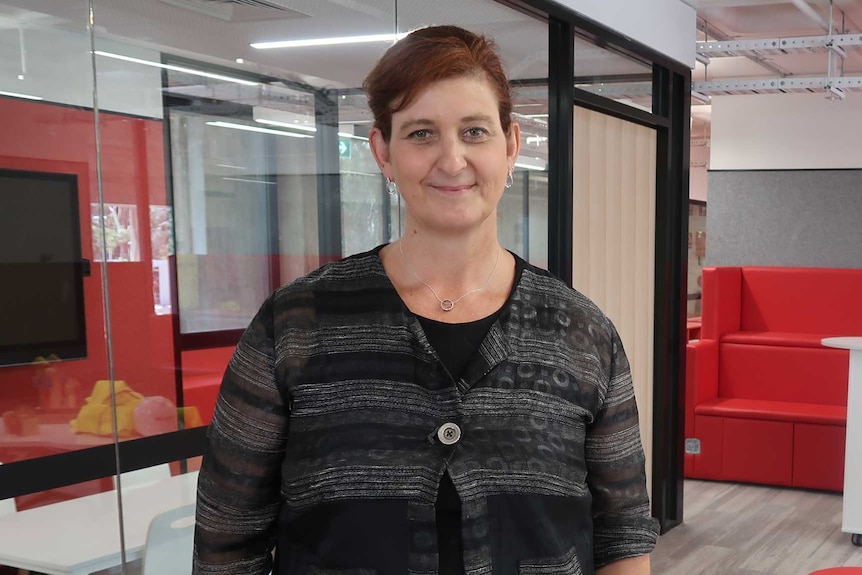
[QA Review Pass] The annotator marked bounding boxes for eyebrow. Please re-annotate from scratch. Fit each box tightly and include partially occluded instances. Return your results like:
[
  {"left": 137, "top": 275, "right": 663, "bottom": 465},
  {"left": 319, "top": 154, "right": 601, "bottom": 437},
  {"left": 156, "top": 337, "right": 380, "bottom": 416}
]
[{"left": 397, "top": 114, "right": 497, "bottom": 135}]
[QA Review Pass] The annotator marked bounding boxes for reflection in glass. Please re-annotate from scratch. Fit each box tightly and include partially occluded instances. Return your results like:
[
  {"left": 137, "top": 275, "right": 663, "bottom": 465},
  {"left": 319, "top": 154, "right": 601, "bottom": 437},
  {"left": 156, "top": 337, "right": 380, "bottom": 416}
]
[
  {"left": 91, "top": 203, "right": 140, "bottom": 262},
  {"left": 575, "top": 32, "right": 654, "bottom": 113},
  {"left": 1, "top": 3, "right": 555, "bottom": 573}
]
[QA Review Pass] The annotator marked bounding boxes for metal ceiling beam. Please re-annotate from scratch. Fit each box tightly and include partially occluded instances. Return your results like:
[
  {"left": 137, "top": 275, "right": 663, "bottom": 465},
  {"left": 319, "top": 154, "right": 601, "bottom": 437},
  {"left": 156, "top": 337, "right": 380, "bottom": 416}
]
[
  {"left": 693, "top": 75, "right": 862, "bottom": 96},
  {"left": 694, "top": 76, "right": 862, "bottom": 90},
  {"left": 697, "top": 32, "right": 862, "bottom": 56},
  {"left": 695, "top": 17, "right": 791, "bottom": 77}
]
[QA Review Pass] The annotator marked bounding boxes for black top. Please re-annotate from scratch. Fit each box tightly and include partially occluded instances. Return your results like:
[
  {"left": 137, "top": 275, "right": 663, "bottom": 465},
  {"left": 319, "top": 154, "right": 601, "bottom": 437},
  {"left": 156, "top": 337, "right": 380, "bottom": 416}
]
[
  {"left": 417, "top": 255, "right": 524, "bottom": 575},
  {"left": 418, "top": 313, "right": 499, "bottom": 575}
]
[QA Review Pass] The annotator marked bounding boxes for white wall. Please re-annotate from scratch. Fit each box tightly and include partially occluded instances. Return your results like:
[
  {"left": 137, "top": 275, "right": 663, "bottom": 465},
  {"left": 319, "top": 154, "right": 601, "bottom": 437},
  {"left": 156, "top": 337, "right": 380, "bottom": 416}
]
[
  {"left": 551, "top": 0, "right": 696, "bottom": 67},
  {"left": 710, "top": 93, "right": 862, "bottom": 170}
]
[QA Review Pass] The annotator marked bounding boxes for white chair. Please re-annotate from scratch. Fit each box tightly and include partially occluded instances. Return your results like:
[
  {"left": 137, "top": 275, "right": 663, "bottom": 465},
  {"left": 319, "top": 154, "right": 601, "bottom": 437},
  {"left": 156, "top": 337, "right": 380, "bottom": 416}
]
[
  {"left": 0, "top": 461, "right": 17, "bottom": 516},
  {"left": 140, "top": 503, "right": 196, "bottom": 575},
  {"left": 0, "top": 462, "right": 25, "bottom": 574},
  {"left": 112, "top": 463, "right": 172, "bottom": 492}
]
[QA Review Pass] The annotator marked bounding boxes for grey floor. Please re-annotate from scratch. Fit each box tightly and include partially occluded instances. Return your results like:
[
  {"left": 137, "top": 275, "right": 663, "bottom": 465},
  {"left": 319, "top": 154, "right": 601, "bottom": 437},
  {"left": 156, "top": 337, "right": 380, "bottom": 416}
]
[{"left": 651, "top": 480, "right": 862, "bottom": 574}]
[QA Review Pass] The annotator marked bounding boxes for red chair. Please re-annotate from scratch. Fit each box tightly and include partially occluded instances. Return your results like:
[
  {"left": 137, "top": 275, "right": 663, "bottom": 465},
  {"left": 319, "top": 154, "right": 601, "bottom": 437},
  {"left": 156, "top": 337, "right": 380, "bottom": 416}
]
[{"left": 809, "top": 569, "right": 862, "bottom": 574}]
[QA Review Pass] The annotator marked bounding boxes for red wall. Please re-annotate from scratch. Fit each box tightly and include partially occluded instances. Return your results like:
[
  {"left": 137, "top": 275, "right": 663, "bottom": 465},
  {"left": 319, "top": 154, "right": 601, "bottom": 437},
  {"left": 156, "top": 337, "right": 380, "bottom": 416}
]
[{"left": 0, "top": 98, "right": 176, "bottom": 428}]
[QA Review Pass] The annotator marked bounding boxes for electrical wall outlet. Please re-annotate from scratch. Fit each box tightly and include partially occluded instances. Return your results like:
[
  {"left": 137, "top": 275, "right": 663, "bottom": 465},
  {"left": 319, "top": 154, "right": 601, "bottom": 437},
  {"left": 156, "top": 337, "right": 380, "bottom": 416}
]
[{"left": 685, "top": 438, "right": 701, "bottom": 454}]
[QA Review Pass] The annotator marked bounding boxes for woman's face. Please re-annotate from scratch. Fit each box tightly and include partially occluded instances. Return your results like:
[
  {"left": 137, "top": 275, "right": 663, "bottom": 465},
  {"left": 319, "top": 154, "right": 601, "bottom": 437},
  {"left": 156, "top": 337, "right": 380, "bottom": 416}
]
[{"left": 370, "top": 75, "right": 520, "bottom": 235}]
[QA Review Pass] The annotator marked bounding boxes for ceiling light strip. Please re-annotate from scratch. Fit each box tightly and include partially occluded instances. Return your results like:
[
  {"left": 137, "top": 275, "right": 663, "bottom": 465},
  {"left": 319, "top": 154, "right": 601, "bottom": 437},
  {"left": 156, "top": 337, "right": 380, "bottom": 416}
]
[
  {"left": 514, "top": 162, "right": 546, "bottom": 171},
  {"left": 251, "top": 33, "right": 407, "bottom": 50},
  {"left": 0, "top": 89, "right": 42, "bottom": 100},
  {"left": 222, "top": 177, "right": 277, "bottom": 186},
  {"left": 255, "top": 118, "right": 317, "bottom": 132},
  {"left": 95, "top": 51, "right": 258, "bottom": 86},
  {"left": 338, "top": 132, "right": 369, "bottom": 141},
  {"left": 206, "top": 121, "right": 314, "bottom": 138}
]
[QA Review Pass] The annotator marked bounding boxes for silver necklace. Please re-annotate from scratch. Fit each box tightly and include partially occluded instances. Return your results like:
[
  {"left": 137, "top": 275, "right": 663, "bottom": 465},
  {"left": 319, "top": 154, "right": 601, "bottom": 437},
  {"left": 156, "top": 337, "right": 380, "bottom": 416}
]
[{"left": 398, "top": 240, "right": 501, "bottom": 312}]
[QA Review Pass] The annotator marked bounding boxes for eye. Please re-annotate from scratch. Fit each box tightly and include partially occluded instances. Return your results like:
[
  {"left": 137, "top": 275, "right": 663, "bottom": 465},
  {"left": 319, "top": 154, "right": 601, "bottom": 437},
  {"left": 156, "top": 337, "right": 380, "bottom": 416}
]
[
  {"left": 407, "top": 129, "right": 433, "bottom": 141},
  {"left": 463, "top": 127, "right": 490, "bottom": 141}
]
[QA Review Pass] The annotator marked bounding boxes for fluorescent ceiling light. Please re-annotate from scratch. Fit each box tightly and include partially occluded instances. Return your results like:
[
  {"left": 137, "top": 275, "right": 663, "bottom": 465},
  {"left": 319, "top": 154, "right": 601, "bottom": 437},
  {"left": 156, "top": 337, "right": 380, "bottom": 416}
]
[
  {"left": 95, "top": 51, "right": 258, "bottom": 86},
  {"left": 0, "top": 89, "right": 43, "bottom": 100},
  {"left": 338, "top": 132, "right": 369, "bottom": 141},
  {"left": 514, "top": 161, "right": 546, "bottom": 171},
  {"left": 253, "top": 106, "right": 317, "bottom": 132},
  {"left": 255, "top": 118, "right": 317, "bottom": 132},
  {"left": 206, "top": 121, "right": 314, "bottom": 138},
  {"left": 252, "top": 32, "right": 407, "bottom": 50},
  {"left": 222, "top": 177, "right": 277, "bottom": 186}
]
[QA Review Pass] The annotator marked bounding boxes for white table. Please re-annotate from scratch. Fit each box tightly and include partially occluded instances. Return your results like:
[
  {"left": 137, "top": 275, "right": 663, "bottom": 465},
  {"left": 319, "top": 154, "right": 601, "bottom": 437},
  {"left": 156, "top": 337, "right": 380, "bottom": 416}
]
[
  {"left": 0, "top": 471, "right": 198, "bottom": 574},
  {"left": 822, "top": 337, "right": 862, "bottom": 546}
]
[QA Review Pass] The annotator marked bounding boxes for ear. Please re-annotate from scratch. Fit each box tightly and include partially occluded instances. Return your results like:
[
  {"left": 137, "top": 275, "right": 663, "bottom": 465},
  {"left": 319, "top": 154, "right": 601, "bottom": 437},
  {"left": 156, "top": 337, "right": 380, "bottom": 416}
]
[
  {"left": 369, "top": 128, "right": 392, "bottom": 178},
  {"left": 506, "top": 122, "right": 521, "bottom": 166}
]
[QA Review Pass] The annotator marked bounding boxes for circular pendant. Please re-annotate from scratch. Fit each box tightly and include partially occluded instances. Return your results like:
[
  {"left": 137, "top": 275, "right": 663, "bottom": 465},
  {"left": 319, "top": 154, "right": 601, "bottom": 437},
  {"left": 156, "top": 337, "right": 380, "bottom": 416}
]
[{"left": 440, "top": 299, "right": 455, "bottom": 312}]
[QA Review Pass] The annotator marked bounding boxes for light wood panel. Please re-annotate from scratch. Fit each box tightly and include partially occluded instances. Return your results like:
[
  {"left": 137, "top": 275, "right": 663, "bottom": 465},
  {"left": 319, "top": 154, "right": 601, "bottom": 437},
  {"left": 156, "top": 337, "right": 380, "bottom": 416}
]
[{"left": 572, "top": 106, "right": 657, "bottom": 493}]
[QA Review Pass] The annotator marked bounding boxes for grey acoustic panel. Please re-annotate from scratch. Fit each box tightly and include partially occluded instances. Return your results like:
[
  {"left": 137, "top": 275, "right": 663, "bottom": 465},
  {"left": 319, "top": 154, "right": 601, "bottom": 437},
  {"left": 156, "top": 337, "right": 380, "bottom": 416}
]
[{"left": 706, "top": 170, "right": 862, "bottom": 269}]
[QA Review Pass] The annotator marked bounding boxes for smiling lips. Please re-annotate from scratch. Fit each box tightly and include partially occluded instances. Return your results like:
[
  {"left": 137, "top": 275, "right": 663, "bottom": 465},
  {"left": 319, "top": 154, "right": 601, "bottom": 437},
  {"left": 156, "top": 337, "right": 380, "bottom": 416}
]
[{"left": 431, "top": 183, "right": 475, "bottom": 193}]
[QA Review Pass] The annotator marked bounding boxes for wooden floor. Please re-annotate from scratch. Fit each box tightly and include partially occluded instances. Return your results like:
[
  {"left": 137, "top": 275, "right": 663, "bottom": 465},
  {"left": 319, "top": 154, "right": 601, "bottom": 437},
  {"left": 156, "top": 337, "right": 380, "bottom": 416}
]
[{"left": 651, "top": 480, "right": 862, "bottom": 574}]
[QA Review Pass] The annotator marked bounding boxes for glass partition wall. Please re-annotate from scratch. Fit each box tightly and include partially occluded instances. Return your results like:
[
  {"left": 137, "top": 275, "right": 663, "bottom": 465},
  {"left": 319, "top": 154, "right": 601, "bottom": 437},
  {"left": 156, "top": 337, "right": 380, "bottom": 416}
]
[
  {"left": 0, "top": 0, "right": 550, "bottom": 572},
  {"left": 0, "top": 0, "right": 119, "bottom": 514}
]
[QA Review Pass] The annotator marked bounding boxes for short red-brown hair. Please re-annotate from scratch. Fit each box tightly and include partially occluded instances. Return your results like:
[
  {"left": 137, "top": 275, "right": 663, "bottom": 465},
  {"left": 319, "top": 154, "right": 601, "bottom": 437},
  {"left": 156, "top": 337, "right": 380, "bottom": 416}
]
[{"left": 363, "top": 25, "right": 513, "bottom": 142}]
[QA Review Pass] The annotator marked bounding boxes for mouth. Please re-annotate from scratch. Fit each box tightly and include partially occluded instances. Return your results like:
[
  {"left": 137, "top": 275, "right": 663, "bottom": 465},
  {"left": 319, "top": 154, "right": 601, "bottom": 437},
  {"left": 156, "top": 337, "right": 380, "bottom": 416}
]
[{"left": 430, "top": 184, "right": 475, "bottom": 194}]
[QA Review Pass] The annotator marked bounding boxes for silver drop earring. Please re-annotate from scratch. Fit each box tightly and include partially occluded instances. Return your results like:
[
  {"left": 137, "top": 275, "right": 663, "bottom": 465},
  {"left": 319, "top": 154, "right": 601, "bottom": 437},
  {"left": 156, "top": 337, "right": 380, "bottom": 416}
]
[
  {"left": 387, "top": 179, "right": 398, "bottom": 195},
  {"left": 504, "top": 167, "right": 514, "bottom": 189}
]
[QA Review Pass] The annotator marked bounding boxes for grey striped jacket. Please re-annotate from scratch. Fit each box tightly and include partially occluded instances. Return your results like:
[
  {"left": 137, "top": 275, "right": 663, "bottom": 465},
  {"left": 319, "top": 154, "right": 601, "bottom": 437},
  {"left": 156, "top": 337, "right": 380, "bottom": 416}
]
[{"left": 193, "top": 247, "right": 659, "bottom": 575}]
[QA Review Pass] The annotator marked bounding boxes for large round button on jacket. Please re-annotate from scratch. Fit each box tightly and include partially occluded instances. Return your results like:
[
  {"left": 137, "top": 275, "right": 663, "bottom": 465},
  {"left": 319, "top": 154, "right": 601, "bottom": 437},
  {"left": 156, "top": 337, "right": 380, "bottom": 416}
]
[{"left": 437, "top": 422, "right": 462, "bottom": 445}]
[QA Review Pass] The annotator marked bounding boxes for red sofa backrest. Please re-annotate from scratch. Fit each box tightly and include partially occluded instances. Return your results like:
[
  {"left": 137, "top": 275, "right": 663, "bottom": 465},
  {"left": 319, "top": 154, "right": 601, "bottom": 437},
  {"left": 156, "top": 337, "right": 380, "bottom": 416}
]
[
  {"left": 740, "top": 267, "right": 862, "bottom": 333},
  {"left": 701, "top": 267, "right": 742, "bottom": 339}
]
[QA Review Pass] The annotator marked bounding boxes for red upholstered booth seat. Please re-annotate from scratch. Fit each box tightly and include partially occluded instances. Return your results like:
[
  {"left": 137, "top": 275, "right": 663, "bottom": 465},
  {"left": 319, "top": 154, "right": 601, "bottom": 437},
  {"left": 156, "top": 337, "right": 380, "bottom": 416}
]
[
  {"left": 695, "top": 398, "right": 846, "bottom": 425},
  {"left": 721, "top": 331, "right": 835, "bottom": 347},
  {"left": 180, "top": 347, "right": 234, "bottom": 425},
  {"left": 685, "top": 266, "right": 862, "bottom": 492}
]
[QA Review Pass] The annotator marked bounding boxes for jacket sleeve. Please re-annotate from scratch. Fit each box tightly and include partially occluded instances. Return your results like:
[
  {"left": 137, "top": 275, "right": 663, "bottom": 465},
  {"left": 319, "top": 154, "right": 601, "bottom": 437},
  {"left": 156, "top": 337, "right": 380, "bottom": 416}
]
[
  {"left": 193, "top": 295, "right": 288, "bottom": 575},
  {"left": 585, "top": 323, "right": 660, "bottom": 569}
]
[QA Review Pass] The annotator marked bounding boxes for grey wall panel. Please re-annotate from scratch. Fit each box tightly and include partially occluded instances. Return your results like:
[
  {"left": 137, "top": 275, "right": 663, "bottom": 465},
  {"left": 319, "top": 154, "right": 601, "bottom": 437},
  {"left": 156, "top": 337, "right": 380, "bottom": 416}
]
[{"left": 706, "top": 169, "right": 862, "bottom": 269}]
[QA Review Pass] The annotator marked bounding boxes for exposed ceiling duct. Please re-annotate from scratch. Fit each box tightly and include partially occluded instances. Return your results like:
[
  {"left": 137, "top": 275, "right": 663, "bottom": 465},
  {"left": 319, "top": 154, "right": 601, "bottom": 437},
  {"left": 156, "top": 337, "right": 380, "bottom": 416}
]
[{"left": 789, "top": 0, "right": 831, "bottom": 31}]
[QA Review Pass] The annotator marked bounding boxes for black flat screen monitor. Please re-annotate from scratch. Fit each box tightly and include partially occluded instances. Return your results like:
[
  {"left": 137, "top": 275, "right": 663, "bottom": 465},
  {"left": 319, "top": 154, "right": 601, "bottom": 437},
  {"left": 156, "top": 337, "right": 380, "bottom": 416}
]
[{"left": 0, "top": 168, "right": 87, "bottom": 367}]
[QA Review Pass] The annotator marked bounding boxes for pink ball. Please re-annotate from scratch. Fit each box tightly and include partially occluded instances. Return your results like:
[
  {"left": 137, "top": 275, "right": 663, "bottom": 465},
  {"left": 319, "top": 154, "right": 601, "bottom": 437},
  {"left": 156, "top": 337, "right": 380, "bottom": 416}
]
[{"left": 133, "top": 396, "right": 178, "bottom": 436}]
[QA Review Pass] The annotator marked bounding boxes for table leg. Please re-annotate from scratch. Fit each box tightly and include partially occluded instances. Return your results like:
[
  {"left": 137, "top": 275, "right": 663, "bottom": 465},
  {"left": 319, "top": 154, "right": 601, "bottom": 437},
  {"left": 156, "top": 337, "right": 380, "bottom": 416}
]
[{"left": 843, "top": 350, "right": 862, "bottom": 538}]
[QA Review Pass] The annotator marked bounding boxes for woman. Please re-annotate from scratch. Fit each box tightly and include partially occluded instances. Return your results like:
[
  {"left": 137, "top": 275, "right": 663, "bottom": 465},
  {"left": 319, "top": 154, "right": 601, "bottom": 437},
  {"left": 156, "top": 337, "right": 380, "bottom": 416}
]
[{"left": 194, "top": 25, "right": 658, "bottom": 575}]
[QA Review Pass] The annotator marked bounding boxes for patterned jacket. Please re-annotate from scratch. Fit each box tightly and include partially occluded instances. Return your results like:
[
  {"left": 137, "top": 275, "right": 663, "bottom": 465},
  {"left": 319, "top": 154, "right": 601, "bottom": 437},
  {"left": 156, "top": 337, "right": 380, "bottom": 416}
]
[{"left": 193, "top": 248, "right": 659, "bottom": 575}]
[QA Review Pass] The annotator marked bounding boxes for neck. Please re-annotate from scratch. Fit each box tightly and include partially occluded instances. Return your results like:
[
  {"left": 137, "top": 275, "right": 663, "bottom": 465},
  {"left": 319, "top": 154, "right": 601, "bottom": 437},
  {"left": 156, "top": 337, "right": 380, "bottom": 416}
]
[
  {"left": 381, "top": 217, "right": 515, "bottom": 321},
  {"left": 398, "top": 222, "right": 501, "bottom": 289}
]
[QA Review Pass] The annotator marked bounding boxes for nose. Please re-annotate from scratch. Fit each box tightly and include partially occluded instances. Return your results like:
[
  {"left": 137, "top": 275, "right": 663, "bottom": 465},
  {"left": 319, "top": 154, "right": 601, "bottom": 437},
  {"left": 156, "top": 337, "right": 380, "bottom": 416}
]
[{"left": 436, "top": 134, "right": 468, "bottom": 175}]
